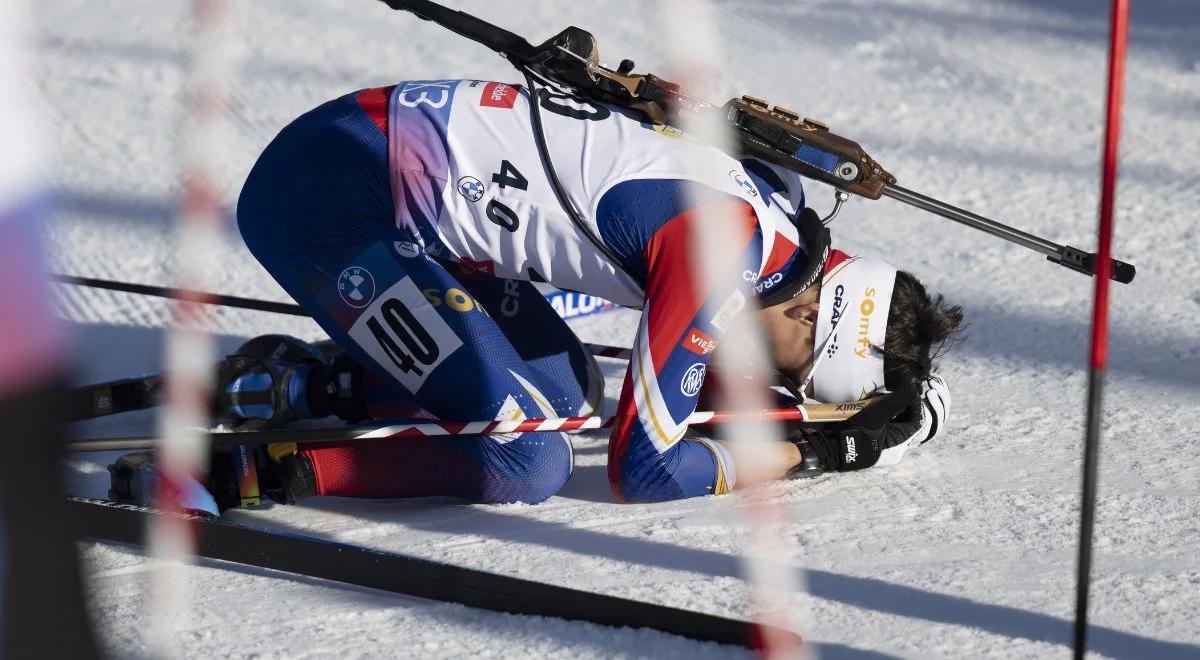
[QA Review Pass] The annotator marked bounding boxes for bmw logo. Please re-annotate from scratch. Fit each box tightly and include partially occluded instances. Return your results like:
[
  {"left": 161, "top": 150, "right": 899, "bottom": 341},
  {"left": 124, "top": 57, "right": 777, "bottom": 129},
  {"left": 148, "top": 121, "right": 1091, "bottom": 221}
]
[
  {"left": 458, "top": 176, "right": 486, "bottom": 203},
  {"left": 729, "top": 169, "right": 759, "bottom": 197},
  {"left": 337, "top": 266, "right": 376, "bottom": 309}
]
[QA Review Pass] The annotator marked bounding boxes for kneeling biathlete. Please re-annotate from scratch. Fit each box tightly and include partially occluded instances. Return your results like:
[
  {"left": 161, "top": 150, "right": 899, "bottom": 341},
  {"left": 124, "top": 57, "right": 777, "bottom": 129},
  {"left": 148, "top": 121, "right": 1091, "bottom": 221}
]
[{"left": 111, "top": 79, "right": 963, "bottom": 512}]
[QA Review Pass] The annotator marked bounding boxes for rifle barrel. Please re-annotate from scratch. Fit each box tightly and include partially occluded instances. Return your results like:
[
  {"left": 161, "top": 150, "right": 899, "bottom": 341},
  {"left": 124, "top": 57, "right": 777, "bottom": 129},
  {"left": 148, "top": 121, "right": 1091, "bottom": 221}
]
[{"left": 882, "top": 184, "right": 1062, "bottom": 256}]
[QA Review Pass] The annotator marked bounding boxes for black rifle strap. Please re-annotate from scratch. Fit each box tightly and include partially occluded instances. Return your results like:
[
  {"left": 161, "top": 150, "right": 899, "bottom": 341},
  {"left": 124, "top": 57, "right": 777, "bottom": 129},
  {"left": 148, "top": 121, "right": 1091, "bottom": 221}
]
[
  {"left": 521, "top": 68, "right": 645, "bottom": 290},
  {"left": 381, "top": 0, "right": 540, "bottom": 64}
]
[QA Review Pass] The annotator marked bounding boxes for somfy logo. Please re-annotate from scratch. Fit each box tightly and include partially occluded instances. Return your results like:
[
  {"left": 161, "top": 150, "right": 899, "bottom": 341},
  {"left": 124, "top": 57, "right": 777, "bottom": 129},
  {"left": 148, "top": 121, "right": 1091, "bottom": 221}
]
[{"left": 854, "top": 286, "right": 878, "bottom": 358}]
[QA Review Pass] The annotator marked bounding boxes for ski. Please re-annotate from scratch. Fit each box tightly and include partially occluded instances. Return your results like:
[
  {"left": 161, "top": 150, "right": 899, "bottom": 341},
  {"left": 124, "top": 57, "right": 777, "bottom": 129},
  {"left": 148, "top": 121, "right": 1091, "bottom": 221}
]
[
  {"left": 66, "top": 342, "right": 631, "bottom": 424},
  {"left": 69, "top": 496, "right": 789, "bottom": 649},
  {"left": 62, "top": 339, "right": 340, "bottom": 423},
  {"left": 66, "top": 373, "right": 161, "bottom": 422}
]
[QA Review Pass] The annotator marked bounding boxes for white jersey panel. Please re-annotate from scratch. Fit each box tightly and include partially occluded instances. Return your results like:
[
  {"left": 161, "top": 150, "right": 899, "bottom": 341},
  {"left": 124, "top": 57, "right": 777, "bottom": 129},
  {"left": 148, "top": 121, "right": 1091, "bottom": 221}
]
[{"left": 434, "top": 80, "right": 799, "bottom": 307}]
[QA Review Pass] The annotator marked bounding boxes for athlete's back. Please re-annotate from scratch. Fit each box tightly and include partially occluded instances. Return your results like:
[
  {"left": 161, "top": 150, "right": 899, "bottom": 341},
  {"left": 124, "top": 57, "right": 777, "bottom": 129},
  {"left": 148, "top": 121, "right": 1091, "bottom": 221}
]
[{"left": 386, "top": 79, "right": 809, "bottom": 307}]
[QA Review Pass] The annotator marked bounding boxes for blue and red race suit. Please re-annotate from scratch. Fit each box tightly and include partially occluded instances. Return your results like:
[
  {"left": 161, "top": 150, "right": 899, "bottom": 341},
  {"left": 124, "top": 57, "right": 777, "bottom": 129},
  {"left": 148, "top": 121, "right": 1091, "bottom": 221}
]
[{"left": 237, "top": 80, "right": 814, "bottom": 503}]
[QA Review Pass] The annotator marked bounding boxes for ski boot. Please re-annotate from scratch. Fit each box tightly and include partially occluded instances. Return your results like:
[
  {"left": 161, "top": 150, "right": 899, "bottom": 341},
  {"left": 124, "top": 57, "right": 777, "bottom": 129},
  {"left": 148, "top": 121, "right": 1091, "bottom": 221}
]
[
  {"left": 107, "top": 335, "right": 374, "bottom": 514},
  {"left": 214, "top": 335, "right": 333, "bottom": 430},
  {"left": 215, "top": 334, "right": 372, "bottom": 430},
  {"left": 108, "top": 444, "right": 320, "bottom": 514}
]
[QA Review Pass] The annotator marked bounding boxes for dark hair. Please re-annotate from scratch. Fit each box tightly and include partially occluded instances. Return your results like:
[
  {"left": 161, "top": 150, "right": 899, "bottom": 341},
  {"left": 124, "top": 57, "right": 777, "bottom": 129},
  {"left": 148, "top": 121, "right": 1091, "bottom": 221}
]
[{"left": 881, "top": 271, "right": 965, "bottom": 392}]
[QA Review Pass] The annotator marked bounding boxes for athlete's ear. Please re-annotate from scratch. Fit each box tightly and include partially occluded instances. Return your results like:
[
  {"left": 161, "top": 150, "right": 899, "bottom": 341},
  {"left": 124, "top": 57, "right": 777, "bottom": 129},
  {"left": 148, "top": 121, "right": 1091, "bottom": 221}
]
[{"left": 783, "top": 298, "right": 820, "bottom": 327}]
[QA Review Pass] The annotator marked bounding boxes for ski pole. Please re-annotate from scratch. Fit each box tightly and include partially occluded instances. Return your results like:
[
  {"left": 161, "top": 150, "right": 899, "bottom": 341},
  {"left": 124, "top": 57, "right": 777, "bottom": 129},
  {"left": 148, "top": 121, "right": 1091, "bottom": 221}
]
[
  {"left": 50, "top": 273, "right": 632, "bottom": 362},
  {"left": 51, "top": 273, "right": 309, "bottom": 316},
  {"left": 66, "top": 399, "right": 870, "bottom": 453},
  {"left": 1074, "top": 1, "right": 1130, "bottom": 657}
]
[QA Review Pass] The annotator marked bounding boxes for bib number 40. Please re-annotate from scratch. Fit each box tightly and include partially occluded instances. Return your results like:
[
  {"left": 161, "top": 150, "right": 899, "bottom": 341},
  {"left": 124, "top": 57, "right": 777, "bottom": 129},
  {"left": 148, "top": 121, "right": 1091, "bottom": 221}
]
[
  {"left": 486, "top": 160, "right": 528, "bottom": 233},
  {"left": 349, "top": 277, "right": 463, "bottom": 393}
]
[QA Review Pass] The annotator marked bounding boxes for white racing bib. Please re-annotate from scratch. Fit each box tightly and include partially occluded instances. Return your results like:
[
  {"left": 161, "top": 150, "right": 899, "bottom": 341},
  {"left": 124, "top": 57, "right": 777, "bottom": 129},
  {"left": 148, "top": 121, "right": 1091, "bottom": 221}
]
[{"left": 399, "top": 80, "right": 802, "bottom": 307}]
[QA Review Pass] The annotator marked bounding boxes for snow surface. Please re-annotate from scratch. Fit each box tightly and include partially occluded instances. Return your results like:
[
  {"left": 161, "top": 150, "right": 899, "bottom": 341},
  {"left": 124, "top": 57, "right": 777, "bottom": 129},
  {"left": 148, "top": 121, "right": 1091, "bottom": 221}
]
[{"left": 38, "top": 0, "right": 1199, "bottom": 657}]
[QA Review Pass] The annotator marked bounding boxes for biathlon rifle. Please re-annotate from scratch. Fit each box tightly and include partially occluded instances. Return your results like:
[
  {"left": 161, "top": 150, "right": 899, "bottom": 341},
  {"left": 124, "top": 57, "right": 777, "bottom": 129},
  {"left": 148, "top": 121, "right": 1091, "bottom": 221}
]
[{"left": 376, "top": 0, "right": 1135, "bottom": 284}]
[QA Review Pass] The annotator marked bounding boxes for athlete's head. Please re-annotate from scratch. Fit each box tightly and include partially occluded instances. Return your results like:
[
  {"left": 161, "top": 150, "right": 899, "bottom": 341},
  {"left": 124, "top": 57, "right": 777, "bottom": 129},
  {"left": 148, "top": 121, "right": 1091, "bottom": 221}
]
[{"left": 759, "top": 249, "right": 964, "bottom": 401}]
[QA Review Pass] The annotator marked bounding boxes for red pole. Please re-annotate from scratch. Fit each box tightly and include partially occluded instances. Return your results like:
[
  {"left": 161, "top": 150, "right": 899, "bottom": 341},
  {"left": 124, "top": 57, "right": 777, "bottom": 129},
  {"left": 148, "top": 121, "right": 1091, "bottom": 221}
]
[{"left": 1074, "top": 0, "right": 1129, "bottom": 657}]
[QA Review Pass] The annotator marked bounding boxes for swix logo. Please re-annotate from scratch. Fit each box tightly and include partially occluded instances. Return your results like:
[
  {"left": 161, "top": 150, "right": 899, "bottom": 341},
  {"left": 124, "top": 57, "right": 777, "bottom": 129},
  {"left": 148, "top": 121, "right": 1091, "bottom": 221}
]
[
  {"left": 826, "top": 284, "right": 846, "bottom": 358},
  {"left": 480, "top": 82, "right": 518, "bottom": 109},
  {"left": 854, "top": 286, "right": 877, "bottom": 358},
  {"left": 682, "top": 327, "right": 718, "bottom": 356},
  {"left": 844, "top": 435, "right": 858, "bottom": 463}
]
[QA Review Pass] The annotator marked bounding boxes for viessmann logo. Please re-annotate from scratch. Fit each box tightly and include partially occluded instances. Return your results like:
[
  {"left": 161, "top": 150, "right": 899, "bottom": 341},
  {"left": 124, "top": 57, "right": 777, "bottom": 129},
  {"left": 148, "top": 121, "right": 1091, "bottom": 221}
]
[
  {"left": 480, "top": 82, "right": 518, "bottom": 109},
  {"left": 681, "top": 327, "right": 718, "bottom": 356}
]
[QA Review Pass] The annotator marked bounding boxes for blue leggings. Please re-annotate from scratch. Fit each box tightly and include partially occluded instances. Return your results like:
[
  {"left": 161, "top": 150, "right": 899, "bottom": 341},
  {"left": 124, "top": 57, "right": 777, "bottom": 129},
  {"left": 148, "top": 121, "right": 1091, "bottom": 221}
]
[{"left": 236, "top": 93, "right": 597, "bottom": 504}]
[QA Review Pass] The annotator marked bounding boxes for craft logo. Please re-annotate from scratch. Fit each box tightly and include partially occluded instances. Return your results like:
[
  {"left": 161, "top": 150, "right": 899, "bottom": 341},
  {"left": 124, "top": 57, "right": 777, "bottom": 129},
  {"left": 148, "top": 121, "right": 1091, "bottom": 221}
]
[
  {"left": 680, "top": 363, "right": 707, "bottom": 397},
  {"left": 826, "top": 284, "right": 846, "bottom": 358},
  {"left": 854, "top": 286, "right": 877, "bottom": 358},
  {"left": 337, "top": 266, "right": 376, "bottom": 309},
  {"left": 682, "top": 327, "right": 717, "bottom": 356},
  {"left": 457, "top": 176, "right": 486, "bottom": 203},
  {"left": 500, "top": 278, "right": 521, "bottom": 318},
  {"left": 755, "top": 272, "right": 783, "bottom": 293},
  {"left": 480, "top": 82, "right": 518, "bottom": 109},
  {"left": 729, "top": 169, "right": 759, "bottom": 197}
]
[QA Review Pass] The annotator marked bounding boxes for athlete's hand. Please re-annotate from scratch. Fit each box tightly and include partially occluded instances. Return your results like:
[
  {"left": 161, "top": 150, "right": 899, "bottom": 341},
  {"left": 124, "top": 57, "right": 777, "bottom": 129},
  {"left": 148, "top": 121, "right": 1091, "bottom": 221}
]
[{"left": 787, "top": 376, "right": 951, "bottom": 477}]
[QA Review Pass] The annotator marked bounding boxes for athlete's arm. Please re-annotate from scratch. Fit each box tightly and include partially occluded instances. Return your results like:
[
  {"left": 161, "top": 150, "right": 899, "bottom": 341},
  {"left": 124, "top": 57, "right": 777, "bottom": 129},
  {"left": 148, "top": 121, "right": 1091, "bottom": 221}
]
[{"left": 607, "top": 197, "right": 803, "bottom": 502}]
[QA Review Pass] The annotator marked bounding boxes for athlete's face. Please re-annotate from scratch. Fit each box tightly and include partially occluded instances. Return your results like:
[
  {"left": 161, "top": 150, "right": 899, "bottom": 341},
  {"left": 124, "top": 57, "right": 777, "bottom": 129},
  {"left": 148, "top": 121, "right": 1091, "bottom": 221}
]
[{"left": 758, "top": 284, "right": 821, "bottom": 384}]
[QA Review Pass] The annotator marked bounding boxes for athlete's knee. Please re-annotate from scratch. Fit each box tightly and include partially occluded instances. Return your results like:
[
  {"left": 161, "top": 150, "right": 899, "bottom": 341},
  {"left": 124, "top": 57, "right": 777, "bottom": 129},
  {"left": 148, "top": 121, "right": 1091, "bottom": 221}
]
[
  {"left": 608, "top": 439, "right": 722, "bottom": 503},
  {"left": 476, "top": 432, "right": 573, "bottom": 504},
  {"left": 608, "top": 444, "right": 687, "bottom": 504}
]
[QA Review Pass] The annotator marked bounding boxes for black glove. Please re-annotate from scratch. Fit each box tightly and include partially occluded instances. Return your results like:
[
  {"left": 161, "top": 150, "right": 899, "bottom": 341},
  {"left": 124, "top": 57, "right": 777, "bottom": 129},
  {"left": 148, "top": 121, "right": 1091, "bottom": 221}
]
[{"left": 786, "top": 387, "right": 921, "bottom": 478}]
